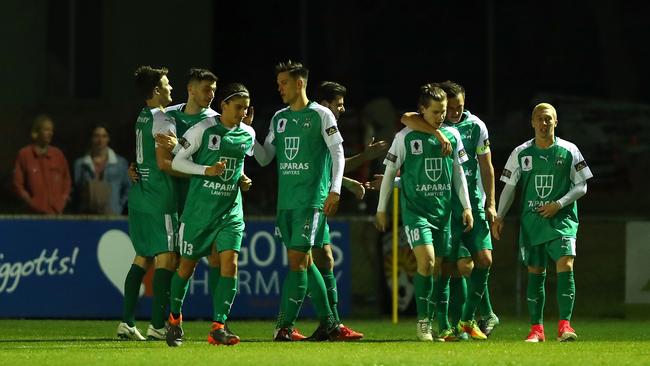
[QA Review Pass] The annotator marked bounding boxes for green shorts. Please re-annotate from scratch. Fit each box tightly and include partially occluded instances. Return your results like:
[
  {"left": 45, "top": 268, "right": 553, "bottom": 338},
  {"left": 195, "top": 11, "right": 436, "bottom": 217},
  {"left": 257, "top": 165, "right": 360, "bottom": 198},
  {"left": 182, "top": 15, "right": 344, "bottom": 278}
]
[
  {"left": 520, "top": 237, "right": 577, "bottom": 268},
  {"left": 276, "top": 208, "right": 326, "bottom": 253},
  {"left": 128, "top": 209, "right": 178, "bottom": 257},
  {"left": 403, "top": 222, "right": 451, "bottom": 258},
  {"left": 314, "top": 221, "right": 331, "bottom": 249},
  {"left": 449, "top": 212, "right": 493, "bottom": 262},
  {"left": 178, "top": 212, "right": 244, "bottom": 260}
]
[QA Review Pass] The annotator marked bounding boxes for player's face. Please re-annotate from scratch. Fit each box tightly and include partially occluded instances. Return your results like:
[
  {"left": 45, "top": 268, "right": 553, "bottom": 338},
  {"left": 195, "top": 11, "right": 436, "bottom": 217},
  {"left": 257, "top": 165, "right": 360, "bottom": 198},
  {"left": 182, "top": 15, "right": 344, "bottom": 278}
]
[
  {"left": 420, "top": 100, "right": 447, "bottom": 129},
  {"left": 277, "top": 72, "right": 299, "bottom": 104},
  {"left": 156, "top": 75, "right": 173, "bottom": 107},
  {"left": 36, "top": 120, "right": 54, "bottom": 145},
  {"left": 446, "top": 94, "right": 465, "bottom": 123},
  {"left": 221, "top": 96, "right": 250, "bottom": 125},
  {"left": 91, "top": 127, "right": 110, "bottom": 150},
  {"left": 190, "top": 80, "right": 217, "bottom": 109},
  {"left": 531, "top": 108, "right": 557, "bottom": 139},
  {"left": 323, "top": 96, "right": 345, "bottom": 121}
]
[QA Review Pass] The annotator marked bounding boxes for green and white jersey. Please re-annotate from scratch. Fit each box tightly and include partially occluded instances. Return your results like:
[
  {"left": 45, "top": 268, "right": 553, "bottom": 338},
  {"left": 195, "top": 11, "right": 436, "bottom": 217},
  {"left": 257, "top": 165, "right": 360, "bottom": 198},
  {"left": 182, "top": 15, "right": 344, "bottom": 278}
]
[
  {"left": 445, "top": 110, "right": 490, "bottom": 216},
  {"left": 265, "top": 101, "right": 343, "bottom": 210},
  {"left": 128, "top": 107, "right": 178, "bottom": 213},
  {"left": 384, "top": 126, "right": 468, "bottom": 227},
  {"left": 177, "top": 117, "right": 255, "bottom": 226},
  {"left": 167, "top": 104, "right": 218, "bottom": 139},
  {"left": 500, "top": 137, "right": 593, "bottom": 246}
]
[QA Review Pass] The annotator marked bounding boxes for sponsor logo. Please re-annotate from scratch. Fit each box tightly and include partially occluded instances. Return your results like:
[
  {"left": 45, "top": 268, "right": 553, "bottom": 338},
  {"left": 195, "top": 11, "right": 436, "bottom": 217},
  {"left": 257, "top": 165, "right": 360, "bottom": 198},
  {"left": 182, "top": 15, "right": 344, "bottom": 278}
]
[
  {"left": 207, "top": 134, "right": 220, "bottom": 150},
  {"left": 410, "top": 140, "right": 423, "bottom": 155},
  {"left": 277, "top": 118, "right": 287, "bottom": 133},
  {"left": 325, "top": 126, "right": 338, "bottom": 136},
  {"left": 574, "top": 160, "right": 588, "bottom": 172},
  {"left": 284, "top": 137, "right": 300, "bottom": 160},
  {"left": 521, "top": 155, "right": 532, "bottom": 171},
  {"left": 539, "top": 155, "right": 548, "bottom": 162},
  {"left": 458, "top": 149, "right": 467, "bottom": 159},
  {"left": 502, "top": 169, "right": 512, "bottom": 179},
  {"left": 179, "top": 137, "right": 191, "bottom": 149},
  {"left": 424, "top": 158, "right": 442, "bottom": 182},
  {"left": 534, "top": 174, "right": 554, "bottom": 199},
  {"left": 386, "top": 152, "right": 397, "bottom": 163}
]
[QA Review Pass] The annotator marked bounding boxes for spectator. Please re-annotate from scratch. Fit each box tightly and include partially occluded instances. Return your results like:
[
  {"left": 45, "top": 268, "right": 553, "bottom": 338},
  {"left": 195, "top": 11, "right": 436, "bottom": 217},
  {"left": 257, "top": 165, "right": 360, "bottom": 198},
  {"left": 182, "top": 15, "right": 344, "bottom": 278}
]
[
  {"left": 73, "top": 124, "right": 130, "bottom": 214},
  {"left": 13, "top": 114, "right": 71, "bottom": 214}
]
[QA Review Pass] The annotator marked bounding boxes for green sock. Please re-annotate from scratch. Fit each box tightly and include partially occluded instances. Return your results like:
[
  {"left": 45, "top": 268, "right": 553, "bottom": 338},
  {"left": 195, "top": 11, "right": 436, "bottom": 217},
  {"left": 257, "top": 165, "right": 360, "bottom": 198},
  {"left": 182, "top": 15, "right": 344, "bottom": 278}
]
[
  {"left": 208, "top": 266, "right": 221, "bottom": 295},
  {"left": 319, "top": 268, "right": 340, "bottom": 322},
  {"left": 278, "top": 270, "right": 307, "bottom": 328},
  {"left": 435, "top": 275, "right": 451, "bottom": 330},
  {"left": 151, "top": 268, "right": 174, "bottom": 329},
  {"left": 169, "top": 272, "right": 191, "bottom": 316},
  {"left": 479, "top": 281, "right": 494, "bottom": 318},
  {"left": 213, "top": 276, "right": 237, "bottom": 323},
  {"left": 122, "top": 264, "right": 146, "bottom": 327},
  {"left": 276, "top": 274, "right": 291, "bottom": 329},
  {"left": 462, "top": 267, "right": 489, "bottom": 321},
  {"left": 449, "top": 276, "right": 467, "bottom": 325},
  {"left": 414, "top": 272, "right": 434, "bottom": 320},
  {"left": 557, "top": 271, "right": 575, "bottom": 321},
  {"left": 307, "top": 264, "right": 336, "bottom": 328},
  {"left": 527, "top": 272, "right": 546, "bottom": 325}
]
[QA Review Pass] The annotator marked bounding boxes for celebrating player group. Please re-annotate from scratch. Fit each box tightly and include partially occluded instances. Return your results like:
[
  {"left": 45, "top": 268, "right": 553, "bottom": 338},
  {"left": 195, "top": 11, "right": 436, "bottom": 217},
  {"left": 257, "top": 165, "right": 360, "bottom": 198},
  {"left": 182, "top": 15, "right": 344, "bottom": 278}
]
[{"left": 118, "top": 60, "right": 592, "bottom": 346}]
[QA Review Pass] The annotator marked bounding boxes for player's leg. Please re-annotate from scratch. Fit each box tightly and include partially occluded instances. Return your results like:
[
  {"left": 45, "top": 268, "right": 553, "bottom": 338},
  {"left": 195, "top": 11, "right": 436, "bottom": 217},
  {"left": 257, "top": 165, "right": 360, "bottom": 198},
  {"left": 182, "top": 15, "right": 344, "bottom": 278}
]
[
  {"left": 451, "top": 258, "right": 471, "bottom": 340},
  {"left": 551, "top": 237, "right": 577, "bottom": 342},
  {"left": 412, "top": 235, "right": 435, "bottom": 342},
  {"left": 524, "top": 243, "right": 547, "bottom": 342},
  {"left": 117, "top": 254, "right": 151, "bottom": 340},
  {"left": 429, "top": 227, "right": 456, "bottom": 342}
]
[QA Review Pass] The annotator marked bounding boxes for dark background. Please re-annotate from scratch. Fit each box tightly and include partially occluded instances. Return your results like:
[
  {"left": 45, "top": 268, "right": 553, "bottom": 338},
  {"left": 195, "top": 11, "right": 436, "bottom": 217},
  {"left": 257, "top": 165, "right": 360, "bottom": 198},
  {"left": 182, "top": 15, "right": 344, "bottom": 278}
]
[{"left": 1, "top": 0, "right": 649, "bottom": 215}]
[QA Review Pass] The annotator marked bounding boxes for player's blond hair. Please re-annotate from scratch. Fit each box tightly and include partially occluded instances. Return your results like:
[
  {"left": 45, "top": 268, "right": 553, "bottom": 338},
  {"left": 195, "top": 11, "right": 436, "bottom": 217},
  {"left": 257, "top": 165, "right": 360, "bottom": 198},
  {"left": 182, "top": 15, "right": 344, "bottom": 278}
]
[{"left": 532, "top": 103, "right": 557, "bottom": 120}]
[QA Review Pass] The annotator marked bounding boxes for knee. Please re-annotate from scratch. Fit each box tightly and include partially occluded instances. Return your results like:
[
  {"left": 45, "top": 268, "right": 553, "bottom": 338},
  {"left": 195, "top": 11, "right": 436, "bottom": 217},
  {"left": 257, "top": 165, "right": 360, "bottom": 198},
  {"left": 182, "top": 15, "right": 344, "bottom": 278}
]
[
  {"left": 557, "top": 256, "right": 574, "bottom": 272},
  {"left": 458, "top": 259, "right": 473, "bottom": 277}
]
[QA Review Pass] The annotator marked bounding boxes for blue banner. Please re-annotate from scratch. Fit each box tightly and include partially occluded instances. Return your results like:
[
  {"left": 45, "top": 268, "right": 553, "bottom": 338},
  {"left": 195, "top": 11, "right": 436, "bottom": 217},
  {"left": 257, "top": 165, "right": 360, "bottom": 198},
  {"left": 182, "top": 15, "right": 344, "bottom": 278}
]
[{"left": 0, "top": 217, "right": 350, "bottom": 319}]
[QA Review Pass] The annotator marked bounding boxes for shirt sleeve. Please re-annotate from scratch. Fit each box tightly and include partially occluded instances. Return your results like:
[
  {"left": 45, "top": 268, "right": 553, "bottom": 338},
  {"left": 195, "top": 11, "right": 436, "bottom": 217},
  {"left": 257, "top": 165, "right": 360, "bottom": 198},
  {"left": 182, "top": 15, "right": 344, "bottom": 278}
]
[
  {"left": 383, "top": 130, "right": 406, "bottom": 169},
  {"left": 475, "top": 120, "right": 491, "bottom": 156},
  {"left": 152, "top": 112, "right": 177, "bottom": 148},
  {"left": 569, "top": 145, "right": 593, "bottom": 184},
  {"left": 319, "top": 109, "right": 344, "bottom": 147},
  {"left": 171, "top": 124, "right": 208, "bottom": 175},
  {"left": 450, "top": 128, "right": 469, "bottom": 165},
  {"left": 500, "top": 148, "right": 521, "bottom": 186}
]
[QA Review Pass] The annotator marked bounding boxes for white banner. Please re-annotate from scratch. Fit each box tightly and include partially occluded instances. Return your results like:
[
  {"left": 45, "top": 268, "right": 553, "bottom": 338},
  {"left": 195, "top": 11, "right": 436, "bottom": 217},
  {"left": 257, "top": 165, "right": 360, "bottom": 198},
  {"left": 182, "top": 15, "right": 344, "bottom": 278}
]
[{"left": 625, "top": 221, "right": 650, "bottom": 303}]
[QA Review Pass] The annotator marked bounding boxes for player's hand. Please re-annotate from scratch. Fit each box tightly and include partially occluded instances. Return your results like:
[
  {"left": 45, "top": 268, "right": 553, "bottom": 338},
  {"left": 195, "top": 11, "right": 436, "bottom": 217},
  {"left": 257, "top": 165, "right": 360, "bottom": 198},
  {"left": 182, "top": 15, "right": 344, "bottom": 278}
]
[
  {"left": 323, "top": 192, "right": 340, "bottom": 217},
  {"left": 155, "top": 131, "right": 177, "bottom": 152},
  {"left": 491, "top": 216, "right": 504, "bottom": 240},
  {"left": 364, "top": 174, "right": 384, "bottom": 191},
  {"left": 485, "top": 204, "right": 497, "bottom": 223},
  {"left": 205, "top": 160, "right": 227, "bottom": 176},
  {"left": 375, "top": 211, "right": 388, "bottom": 232},
  {"left": 362, "top": 137, "right": 390, "bottom": 161},
  {"left": 242, "top": 106, "right": 254, "bottom": 126},
  {"left": 538, "top": 201, "right": 561, "bottom": 218},
  {"left": 462, "top": 208, "right": 474, "bottom": 232},
  {"left": 433, "top": 130, "right": 452, "bottom": 156},
  {"left": 128, "top": 163, "right": 139, "bottom": 183},
  {"left": 343, "top": 178, "right": 365, "bottom": 199},
  {"left": 239, "top": 173, "right": 252, "bottom": 191}
]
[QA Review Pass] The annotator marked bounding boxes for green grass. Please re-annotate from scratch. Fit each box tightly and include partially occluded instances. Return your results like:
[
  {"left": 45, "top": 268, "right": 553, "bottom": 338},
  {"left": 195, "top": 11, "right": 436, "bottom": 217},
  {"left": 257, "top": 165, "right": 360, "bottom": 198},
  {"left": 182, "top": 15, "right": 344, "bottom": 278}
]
[{"left": 1, "top": 318, "right": 649, "bottom": 365}]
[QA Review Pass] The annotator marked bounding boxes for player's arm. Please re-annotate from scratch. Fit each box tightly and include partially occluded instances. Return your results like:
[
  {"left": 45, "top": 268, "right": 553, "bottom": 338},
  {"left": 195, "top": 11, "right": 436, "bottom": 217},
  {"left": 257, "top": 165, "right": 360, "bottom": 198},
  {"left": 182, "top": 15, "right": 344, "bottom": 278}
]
[
  {"left": 476, "top": 122, "right": 497, "bottom": 222},
  {"left": 537, "top": 181, "right": 587, "bottom": 218},
  {"left": 171, "top": 127, "right": 225, "bottom": 177},
  {"left": 492, "top": 148, "right": 522, "bottom": 240},
  {"left": 324, "top": 142, "right": 344, "bottom": 217},
  {"left": 400, "top": 112, "right": 451, "bottom": 156},
  {"left": 453, "top": 158, "right": 474, "bottom": 232},
  {"left": 156, "top": 146, "right": 189, "bottom": 177},
  {"left": 252, "top": 121, "right": 276, "bottom": 166},
  {"left": 342, "top": 176, "right": 365, "bottom": 199},
  {"left": 375, "top": 165, "right": 397, "bottom": 232},
  {"left": 344, "top": 137, "right": 390, "bottom": 172}
]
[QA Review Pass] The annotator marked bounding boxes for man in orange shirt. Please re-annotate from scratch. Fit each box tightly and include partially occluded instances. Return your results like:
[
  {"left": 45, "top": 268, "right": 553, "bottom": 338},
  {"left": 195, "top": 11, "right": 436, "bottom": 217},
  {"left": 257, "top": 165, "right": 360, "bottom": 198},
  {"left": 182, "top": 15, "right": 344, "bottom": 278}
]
[{"left": 13, "top": 114, "right": 71, "bottom": 214}]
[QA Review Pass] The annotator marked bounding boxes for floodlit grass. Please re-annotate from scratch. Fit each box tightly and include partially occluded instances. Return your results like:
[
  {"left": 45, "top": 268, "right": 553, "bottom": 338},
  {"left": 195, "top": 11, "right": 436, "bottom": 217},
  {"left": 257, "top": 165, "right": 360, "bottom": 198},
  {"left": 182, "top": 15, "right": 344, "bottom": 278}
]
[{"left": 1, "top": 318, "right": 649, "bottom": 365}]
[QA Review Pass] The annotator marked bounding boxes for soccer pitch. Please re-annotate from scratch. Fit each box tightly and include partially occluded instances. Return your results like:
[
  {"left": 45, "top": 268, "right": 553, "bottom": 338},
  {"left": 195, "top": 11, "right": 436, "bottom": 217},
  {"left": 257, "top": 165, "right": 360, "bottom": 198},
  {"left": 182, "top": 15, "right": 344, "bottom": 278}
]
[{"left": 1, "top": 318, "right": 649, "bottom": 365}]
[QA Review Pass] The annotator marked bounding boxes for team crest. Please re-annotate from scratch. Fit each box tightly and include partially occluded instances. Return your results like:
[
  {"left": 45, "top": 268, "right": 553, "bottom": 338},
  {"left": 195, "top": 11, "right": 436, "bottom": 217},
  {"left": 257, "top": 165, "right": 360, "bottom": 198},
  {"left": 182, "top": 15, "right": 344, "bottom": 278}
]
[
  {"left": 208, "top": 134, "right": 221, "bottom": 150},
  {"left": 277, "top": 118, "right": 287, "bottom": 133},
  {"left": 284, "top": 137, "right": 300, "bottom": 160},
  {"left": 410, "top": 140, "right": 423, "bottom": 155},
  {"left": 424, "top": 158, "right": 442, "bottom": 182},
  {"left": 521, "top": 155, "right": 533, "bottom": 171},
  {"left": 535, "top": 174, "right": 553, "bottom": 198},
  {"left": 219, "top": 157, "right": 237, "bottom": 182},
  {"left": 303, "top": 118, "right": 311, "bottom": 129}
]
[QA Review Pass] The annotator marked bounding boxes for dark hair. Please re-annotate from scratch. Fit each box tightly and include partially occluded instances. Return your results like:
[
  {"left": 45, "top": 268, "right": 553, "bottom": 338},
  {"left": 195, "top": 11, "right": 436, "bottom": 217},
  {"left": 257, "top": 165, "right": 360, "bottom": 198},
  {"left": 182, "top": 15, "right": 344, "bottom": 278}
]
[
  {"left": 188, "top": 68, "right": 218, "bottom": 84},
  {"left": 134, "top": 66, "right": 168, "bottom": 100},
  {"left": 216, "top": 83, "right": 250, "bottom": 111},
  {"left": 418, "top": 83, "right": 447, "bottom": 108},
  {"left": 90, "top": 124, "right": 110, "bottom": 137},
  {"left": 439, "top": 80, "right": 465, "bottom": 98},
  {"left": 275, "top": 60, "right": 309, "bottom": 80},
  {"left": 315, "top": 81, "right": 347, "bottom": 104}
]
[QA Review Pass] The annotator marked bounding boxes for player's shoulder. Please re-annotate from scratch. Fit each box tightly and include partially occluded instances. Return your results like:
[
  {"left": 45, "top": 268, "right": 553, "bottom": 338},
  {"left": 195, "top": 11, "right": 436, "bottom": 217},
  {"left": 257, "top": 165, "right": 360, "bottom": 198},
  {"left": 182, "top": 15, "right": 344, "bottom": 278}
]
[
  {"left": 271, "top": 106, "right": 291, "bottom": 121},
  {"left": 189, "top": 116, "right": 217, "bottom": 135},
  {"left": 238, "top": 122, "right": 256, "bottom": 138},
  {"left": 441, "top": 125, "right": 462, "bottom": 141},
  {"left": 397, "top": 126, "right": 415, "bottom": 140},
  {"left": 512, "top": 139, "right": 535, "bottom": 156},
  {"left": 555, "top": 137, "right": 580, "bottom": 154},
  {"left": 151, "top": 107, "right": 174, "bottom": 124},
  {"left": 465, "top": 110, "right": 488, "bottom": 131},
  {"left": 166, "top": 103, "right": 185, "bottom": 112},
  {"left": 204, "top": 108, "right": 219, "bottom": 117},
  {"left": 308, "top": 102, "right": 336, "bottom": 123}
]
